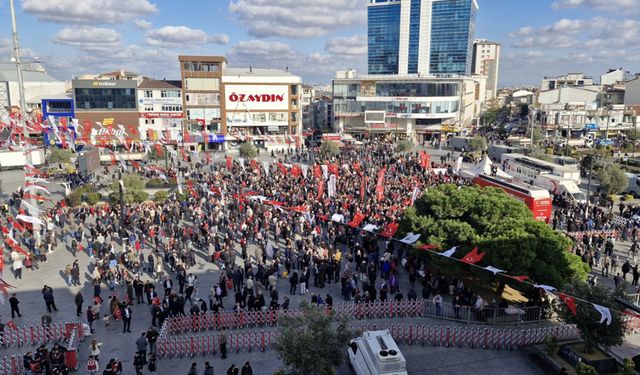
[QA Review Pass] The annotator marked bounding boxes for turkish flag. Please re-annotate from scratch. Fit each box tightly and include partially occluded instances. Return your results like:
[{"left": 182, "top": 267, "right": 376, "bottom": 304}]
[
  {"left": 277, "top": 163, "right": 288, "bottom": 175},
  {"left": 417, "top": 244, "right": 440, "bottom": 250},
  {"left": 313, "top": 165, "right": 322, "bottom": 179},
  {"left": 317, "top": 179, "right": 325, "bottom": 200},
  {"left": 353, "top": 162, "right": 362, "bottom": 176},
  {"left": 154, "top": 144, "right": 163, "bottom": 158},
  {"left": 225, "top": 156, "right": 232, "bottom": 170},
  {"left": 7, "top": 217, "right": 24, "bottom": 232},
  {"left": 250, "top": 159, "right": 260, "bottom": 174},
  {"left": 347, "top": 212, "right": 365, "bottom": 228},
  {"left": 460, "top": 247, "right": 486, "bottom": 264},
  {"left": 558, "top": 293, "right": 577, "bottom": 316},
  {"left": 327, "top": 163, "right": 339, "bottom": 176},
  {"left": 291, "top": 164, "right": 302, "bottom": 177},
  {"left": 419, "top": 150, "right": 431, "bottom": 169},
  {"left": 508, "top": 275, "right": 530, "bottom": 282},
  {"left": 380, "top": 222, "right": 399, "bottom": 238}
]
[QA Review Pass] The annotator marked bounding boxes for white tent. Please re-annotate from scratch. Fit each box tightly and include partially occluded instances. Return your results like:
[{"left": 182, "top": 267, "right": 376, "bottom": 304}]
[{"left": 461, "top": 157, "right": 513, "bottom": 179}]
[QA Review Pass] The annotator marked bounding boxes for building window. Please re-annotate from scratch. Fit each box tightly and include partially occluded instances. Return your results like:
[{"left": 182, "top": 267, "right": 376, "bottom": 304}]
[
  {"left": 144, "top": 90, "right": 153, "bottom": 98},
  {"left": 160, "top": 90, "right": 180, "bottom": 98},
  {"left": 144, "top": 104, "right": 154, "bottom": 111},
  {"left": 161, "top": 105, "right": 182, "bottom": 112}
]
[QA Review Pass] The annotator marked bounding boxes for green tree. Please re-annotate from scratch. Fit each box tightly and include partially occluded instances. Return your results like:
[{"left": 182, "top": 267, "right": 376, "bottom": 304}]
[
  {"left": 575, "top": 363, "right": 598, "bottom": 375},
  {"left": 111, "top": 174, "right": 149, "bottom": 204},
  {"left": 47, "top": 148, "right": 73, "bottom": 164},
  {"left": 621, "top": 358, "right": 636, "bottom": 375},
  {"left": 626, "top": 129, "right": 640, "bottom": 143},
  {"left": 531, "top": 127, "right": 543, "bottom": 145},
  {"left": 320, "top": 140, "right": 340, "bottom": 157},
  {"left": 153, "top": 190, "right": 169, "bottom": 203},
  {"left": 558, "top": 281, "right": 627, "bottom": 353},
  {"left": 238, "top": 142, "right": 258, "bottom": 158},
  {"left": 597, "top": 164, "right": 629, "bottom": 194},
  {"left": 468, "top": 137, "right": 487, "bottom": 153},
  {"left": 275, "top": 303, "right": 357, "bottom": 375},
  {"left": 395, "top": 139, "right": 414, "bottom": 153},
  {"left": 399, "top": 184, "right": 587, "bottom": 286}
]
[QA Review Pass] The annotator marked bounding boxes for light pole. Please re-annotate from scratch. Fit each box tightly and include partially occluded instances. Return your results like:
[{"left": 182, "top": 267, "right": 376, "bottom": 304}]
[
  {"left": 585, "top": 154, "right": 596, "bottom": 219},
  {"left": 633, "top": 110, "right": 638, "bottom": 157}
]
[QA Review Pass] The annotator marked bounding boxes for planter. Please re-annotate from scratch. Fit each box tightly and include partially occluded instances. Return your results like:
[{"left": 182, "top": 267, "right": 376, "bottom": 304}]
[{"left": 559, "top": 344, "right": 619, "bottom": 374}]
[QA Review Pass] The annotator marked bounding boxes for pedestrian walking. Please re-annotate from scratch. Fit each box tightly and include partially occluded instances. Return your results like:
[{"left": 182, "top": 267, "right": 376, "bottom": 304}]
[
  {"left": 75, "top": 290, "right": 84, "bottom": 317},
  {"left": 226, "top": 364, "right": 239, "bottom": 375},
  {"left": 220, "top": 332, "right": 228, "bottom": 359},
  {"left": 41, "top": 285, "right": 58, "bottom": 312},
  {"left": 188, "top": 362, "right": 198, "bottom": 375},
  {"left": 86, "top": 356, "right": 99, "bottom": 375},
  {"left": 122, "top": 303, "right": 132, "bottom": 333},
  {"left": 135, "top": 332, "right": 148, "bottom": 364},
  {"left": 147, "top": 354, "right": 157, "bottom": 375}
]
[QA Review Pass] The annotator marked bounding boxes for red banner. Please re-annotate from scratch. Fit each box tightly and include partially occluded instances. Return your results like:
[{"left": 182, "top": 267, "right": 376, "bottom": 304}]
[
  {"left": 317, "top": 179, "right": 325, "bottom": 200},
  {"left": 461, "top": 247, "right": 486, "bottom": 264},
  {"left": 226, "top": 156, "right": 232, "bottom": 170},
  {"left": 360, "top": 175, "right": 367, "bottom": 200},
  {"left": 380, "top": 222, "right": 399, "bottom": 237},
  {"left": 375, "top": 166, "right": 387, "bottom": 202},
  {"left": 419, "top": 150, "right": 431, "bottom": 169},
  {"left": 347, "top": 212, "right": 365, "bottom": 228},
  {"left": 313, "top": 165, "right": 322, "bottom": 179}
]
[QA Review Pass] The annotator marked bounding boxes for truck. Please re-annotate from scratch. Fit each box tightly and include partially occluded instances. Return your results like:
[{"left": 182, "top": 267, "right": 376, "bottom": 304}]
[
  {"left": 450, "top": 136, "right": 478, "bottom": 152},
  {"left": 348, "top": 330, "right": 408, "bottom": 375},
  {"left": 487, "top": 144, "right": 524, "bottom": 162},
  {"left": 0, "top": 148, "right": 45, "bottom": 170},
  {"left": 624, "top": 173, "right": 640, "bottom": 197},
  {"left": 534, "top": 174, "right": 587, "bottom": 204},
  {"left": 501, "top": 153, "right": 581, "bottom": 185},
  {"left": 472, "top": 174, "right": 552, "bottom": 223}
]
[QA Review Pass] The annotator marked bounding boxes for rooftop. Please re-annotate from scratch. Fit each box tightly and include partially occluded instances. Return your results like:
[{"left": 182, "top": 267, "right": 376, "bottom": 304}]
[
  {"left": 0, "top": 67, "right": 61, "bottom": 83},
  {"left": 138, "top": 79, "right": 181, "bottom": 89},
  {"left": 223, "top": 67, "right": 298, "bottom": 78}
]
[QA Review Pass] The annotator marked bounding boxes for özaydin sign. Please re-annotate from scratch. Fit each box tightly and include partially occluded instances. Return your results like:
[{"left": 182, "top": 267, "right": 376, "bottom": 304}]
[{"left": 225, "top": 84, "right": 289, "bottom": 111}]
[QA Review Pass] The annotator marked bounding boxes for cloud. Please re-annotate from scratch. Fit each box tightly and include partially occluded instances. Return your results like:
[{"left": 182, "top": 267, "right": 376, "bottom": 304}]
[
  {"left": 52, "top": 27, "right": 121, "bottom": 52},
  {"left": 228, "top": 0, "right": 365, "bottom": 38},
  {"left": 551, "top": 0, "right": 639, "bottom": 11},
  {"left": 325, "top": 35, "right": 367, "bottom": 56},
  {"left": 0, "top": 36, "right": 40, "bottom": 61},
  {"left": 134, "top": 19, "right": 152, "bottom": 30},
  {"left": 227, "top": 39, "right": 365, "bottom": 84},
  {"left": 22, "top": 0, "right": 157, "bottom": 24},
  {"left": 145, "top": 26, "right": 228, "bottom": 48}
]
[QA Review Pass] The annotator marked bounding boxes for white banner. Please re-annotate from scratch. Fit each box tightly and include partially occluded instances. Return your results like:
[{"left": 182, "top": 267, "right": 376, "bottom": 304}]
[{"left": 328, "top": 174, "right": 337, "bottom": 197}]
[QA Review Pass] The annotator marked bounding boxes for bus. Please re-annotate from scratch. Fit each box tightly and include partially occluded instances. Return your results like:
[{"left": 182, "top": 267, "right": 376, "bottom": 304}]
[
  {"left": 501, "top": 153, "right": 581, "bottom": 185},
  {"left": 472, "top": 174, "right": 552, "bottom": 223}
]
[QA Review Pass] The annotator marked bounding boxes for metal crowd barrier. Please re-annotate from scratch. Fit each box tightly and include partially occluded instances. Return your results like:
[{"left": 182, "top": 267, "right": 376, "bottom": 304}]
[{"left": 154, "top": 323, "right": 580, "bottom": 358}]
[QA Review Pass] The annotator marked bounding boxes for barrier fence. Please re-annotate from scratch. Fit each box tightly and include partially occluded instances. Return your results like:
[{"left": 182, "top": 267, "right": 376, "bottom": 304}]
[
  {"left": 163, "top": 299, "right": 543, "bottom": 334},
  {"left": 155, "top": 323, "right": 580, "bottom": 358},
  {"left": 0, "top": 322, "right": 83, "bottom": 375}
]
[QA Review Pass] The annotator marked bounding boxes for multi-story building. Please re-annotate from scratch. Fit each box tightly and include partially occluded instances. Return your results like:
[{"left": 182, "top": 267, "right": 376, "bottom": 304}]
[
  {"left": 71, "top": 76, "right": 141, "bottom": 144},
  {"left": 601, "top": 68, "right": 630, "bottom": 86},
  {"left": 221, "top": 67, "right": 302, "bottom": 148},
  {"left": 178, "top": 55, "right": 226, "bottom": 149},
  {"left": 312, "top": 96, "right": 333, "bottom": 131},
  {"left": 367, "top": 0, "right": 478, "bottom": 76},
  {"left": 471, "top": 39, "right": 500, "bottom": 99},
  {"left": 137, "top": 79, "right": 183, "bottom": 143},
  {"left": 301, "top": 85, "right": 315, "bottom": 130},
  {"left": 332, "top": 72, "right": 482, "bottom": 141},
  {"left": 0, "top": 62, "right": 66, "bottom": 118},
  {"left": 541, "top": 73, "right": 593, "bottom": 91}
]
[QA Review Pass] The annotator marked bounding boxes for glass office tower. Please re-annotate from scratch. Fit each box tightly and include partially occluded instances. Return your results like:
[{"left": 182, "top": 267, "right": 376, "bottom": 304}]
[
  {"left": 367, "top": 0, "right": 478, "bottom": 76},
  {"left": 367, "top": 0, "right": 402, "bottom": 75},
  {"left": 429, "top": 0, "right": 477, "bottom": 75}
]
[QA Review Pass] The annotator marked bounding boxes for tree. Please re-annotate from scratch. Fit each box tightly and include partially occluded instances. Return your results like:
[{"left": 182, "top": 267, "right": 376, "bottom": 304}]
[
  {"left": 399, "top": 184, "right": 588, "bottom": 287},
  {"left": 238, "top": 142, "right": 257, "bottom": 158},
  {"left": 111, "top": 174, "right": 149, "bottom": 204},
  {"left": 626, "top": 129, "right": 640, "bottom": 143},
  {"left": 47, "top": 148, "right": 73, "bottom": 164},
  {"left": 597, "top": 164, "right": 628, "bottom": 194},
  {"left": 275, "top": 303, "right": 357, "bottom": 375},
  {"left": 468, "top": 137, "right": 487, "bottom": 153},
  {"left": 531, "top": 127, "right": 543, "bottom": 145},
  {"left": 558, "top": 281, "right": 627, "bottom": 353},
  {"left": 320, "top": 140, "right": 340, "bottom": 157},
  {"left": 395, "top": 139, "right": 414, "bottom": 153}
]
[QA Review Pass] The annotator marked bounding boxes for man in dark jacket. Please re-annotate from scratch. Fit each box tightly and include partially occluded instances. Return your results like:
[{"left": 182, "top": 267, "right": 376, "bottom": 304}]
[
  {"left": 241, "top": 361, "right": 253, "bottom": 375},
  {"left": 75, "top": 291, "right": 84, "bottom": 317},
  {"left": 9, "top": 294, "right": 21, "bottom": 318}
]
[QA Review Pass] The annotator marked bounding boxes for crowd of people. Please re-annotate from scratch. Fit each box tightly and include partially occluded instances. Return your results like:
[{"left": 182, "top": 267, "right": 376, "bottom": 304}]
[{"left": 0, "top": 139, "right": 632, "bottom": 373}]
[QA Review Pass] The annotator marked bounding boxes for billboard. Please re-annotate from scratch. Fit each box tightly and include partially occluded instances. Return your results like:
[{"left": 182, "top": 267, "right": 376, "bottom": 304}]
[
  {"left": 79, "top": 148, "right": 100, "bottom": 174},
  {"left": 75, "top": 118, "right": 141, "bottom": 144},
  {"left": 225, "top": 84, "right": 289, "bottom": 111}
]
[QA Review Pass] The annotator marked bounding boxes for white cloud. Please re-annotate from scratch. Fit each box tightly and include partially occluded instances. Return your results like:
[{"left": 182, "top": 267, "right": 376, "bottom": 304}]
[
  {"left": 22, "top": 0, "right": 158, "bottom": 24},
  {"left": 0, "top": 36, "right": 40, "bottom": 61},
  {"left": 551, "top": 0, "right": 639, "bottom": 11},
  {"left": 325, "top": 35, "right": 367, "bottom": 56},
  {"left": 145, "top": 26, "right": 228, "bottom": 48},
  {"left": 228, "top": 0, "right": 366, "bottom": 38},
  {"left": 134, "top": 19, "right": 152, "bottom": 30},
  {"left": 52, "top": 27, "right": 121, "bottom": 52}
]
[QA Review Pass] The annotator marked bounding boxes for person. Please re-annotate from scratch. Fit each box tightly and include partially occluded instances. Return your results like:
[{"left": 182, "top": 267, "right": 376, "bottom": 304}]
[
  {"left": 122, "top": 303, "right": 132, "bottom": 333},
  {"left": 433, "top": 293, "right": 443, "bottom": 316},
  {"left": 133, "top": 352, "right": 145, "bottom": 375},
  {"left": 135, "top": 332, "right": 148, "bottom": 364},
  {"left": 146, "top": 326, "right": 159, "bottom": 355},
  {"left": 241, "top": 362, "right": 253, "bottom": 375},
  {"left": 75, "top": 290, "right": 84, "bottom": 317},
  {"left": 226, "top": 364, "right": 239, "bottom": 375},
  {"left": 89, "top": 340, "right": 102, "bottom": 361},
  {"left": 41, "top": 285, "right": 58, "bottom": 312},
  {"left": 187, "top": 362, "right": 198, "bottom": 375},
  {"left": 86, "top": 355, "right": 99, "bottom": 375},
  {"left": 220, "top": 332, "right": 228, "bottom": 359},
  {"left": 87, "top": 305, "right": 96, "bottom": 334},
  {"left": 203, "top": 361, "right": 214, "bottom": 375},
  {"left": 9, "top": 293, "right": 21, "bottom": 318},
  {"left": 147, "top": 354, "right": 157, "bottom": 375}
]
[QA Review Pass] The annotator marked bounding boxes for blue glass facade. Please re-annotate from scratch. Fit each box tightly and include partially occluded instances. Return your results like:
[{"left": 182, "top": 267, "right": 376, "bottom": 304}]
[
  {"left": 429, "top": 0, "right": 477, "bottom": 76},
  {"left": 368, "top": 1, "right": 401, "bottom": 75},
  {"left": 407, "top": 0, "right": 422, "bottom": 74}
]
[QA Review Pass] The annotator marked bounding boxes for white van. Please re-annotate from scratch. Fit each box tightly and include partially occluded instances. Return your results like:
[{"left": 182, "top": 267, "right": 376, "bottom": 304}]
[{"left": 348, "top": 330, "right": 408, "bottom": 375}]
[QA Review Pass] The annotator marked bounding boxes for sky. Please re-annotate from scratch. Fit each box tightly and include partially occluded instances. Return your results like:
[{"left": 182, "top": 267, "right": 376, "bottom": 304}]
[{"left": 0, "top": 0, "right": 638, "bottom": 87}]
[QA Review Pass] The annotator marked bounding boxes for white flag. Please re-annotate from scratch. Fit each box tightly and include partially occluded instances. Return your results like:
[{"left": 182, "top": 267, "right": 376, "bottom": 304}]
[
  {"left": 177, "top": 175, "right": 183, "bottom": 195},
  {"left": 399, "top": 232, "right": 421, "bottom": 244},
  {"left": 440, "top": 246, "right": 457, "bottom": 257},
  {"left": 266, "top": 240, "right": 274, "bottom": 259},
  {"left": 21, "top": 200, "right": 43, "bottom": 216},
  {"left": 484, "top": 266, "right": 505, "bottom": 275},
  {"left": 328, "top": 174, "right": 337, "bottom": 197},
  {"left": 301, "top": 164, "right": 309, "bottom": 178},
  {"left": 16, "top": 214, "right": 45, "bottom": 226},
  {"left": 23, "top": 184, "right": 50, "bottom": 195},
  {"left": 331, "top": 213, "right": 344, "bottom": 223},
  {"left": 362, "top": 224, "right": 379, "bottom": 232},
  {"left": 262, "top": 161, "right": 270, "bottom": 175},
  {"left": 456, "top": 156, "right": 463, "bottom": 172},
  {"left": 593, "top": 303, "right": 612, "bottom": 325},
  {"left": 410, "top": 187, "right": 421, "bottom": 206},
  {"left": 239, "top": 158, "right": 246, "bottom": 170},
  {"left": 534, "top": 284, "right": 557, "bottom": 293},
  {"left": 321, "top": 165, "right": 329, "bottom": 180}
]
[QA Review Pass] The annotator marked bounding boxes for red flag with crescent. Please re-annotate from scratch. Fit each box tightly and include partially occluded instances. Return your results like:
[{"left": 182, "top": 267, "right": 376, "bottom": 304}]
[
  {"left": 557, "top": 293, "right": 577, "bottom": 316},
  {"left": 461, "top": 247, "right": 486, "bottom": 265}
]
